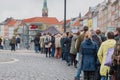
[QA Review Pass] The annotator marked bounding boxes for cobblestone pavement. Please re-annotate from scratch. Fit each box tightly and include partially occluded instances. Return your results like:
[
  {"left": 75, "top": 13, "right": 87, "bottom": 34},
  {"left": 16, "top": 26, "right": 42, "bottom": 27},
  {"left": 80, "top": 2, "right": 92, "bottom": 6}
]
[{"left": 0, "top": 50, "right": 77, "bottom": 80}]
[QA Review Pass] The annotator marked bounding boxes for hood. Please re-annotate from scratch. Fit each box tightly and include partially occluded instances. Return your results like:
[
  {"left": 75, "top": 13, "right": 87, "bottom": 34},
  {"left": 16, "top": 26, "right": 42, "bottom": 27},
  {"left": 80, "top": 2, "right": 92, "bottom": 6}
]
[{"left": 85, "top": 38, "right": 93, "bottom": 45}]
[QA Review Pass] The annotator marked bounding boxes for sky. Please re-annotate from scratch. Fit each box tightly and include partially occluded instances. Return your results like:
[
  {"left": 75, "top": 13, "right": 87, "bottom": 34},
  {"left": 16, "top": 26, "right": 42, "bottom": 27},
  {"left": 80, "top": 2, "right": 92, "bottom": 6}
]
[{"left": 0, "top": 0, "right": 104, "bottom": 22}]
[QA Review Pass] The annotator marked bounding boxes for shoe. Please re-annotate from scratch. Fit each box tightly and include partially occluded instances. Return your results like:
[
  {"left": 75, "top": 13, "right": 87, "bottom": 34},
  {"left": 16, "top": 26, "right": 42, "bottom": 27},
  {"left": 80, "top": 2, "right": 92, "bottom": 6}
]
[
  {"left": 67, "top": 63, "right": 70, "bottom": 66},
  {"left": 74, "top": 65, "right": 77, "bottom": 68},
  {"left": 74, "top": 77, "right": 80, "bottom": 80}
]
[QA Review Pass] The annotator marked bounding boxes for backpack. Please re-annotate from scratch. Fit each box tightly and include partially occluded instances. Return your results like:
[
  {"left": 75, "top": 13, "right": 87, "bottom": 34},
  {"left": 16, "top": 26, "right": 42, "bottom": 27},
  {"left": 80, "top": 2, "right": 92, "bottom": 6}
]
[
  {"left": 44, "top": 37, "right": 49, "bottom": 45},
  {"left": 16, "top": 38, "right": 20, "bottom": 43},
  {"left": 105, "top": 47, "right": 114, "bottom": 66}
]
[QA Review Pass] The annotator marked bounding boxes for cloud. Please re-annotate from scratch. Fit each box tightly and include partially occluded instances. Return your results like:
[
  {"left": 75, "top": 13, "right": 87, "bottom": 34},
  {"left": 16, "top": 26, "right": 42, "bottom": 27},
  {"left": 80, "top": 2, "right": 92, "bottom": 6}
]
[{"left": 0, "top": 0, "right": 104, "bottom": 22}]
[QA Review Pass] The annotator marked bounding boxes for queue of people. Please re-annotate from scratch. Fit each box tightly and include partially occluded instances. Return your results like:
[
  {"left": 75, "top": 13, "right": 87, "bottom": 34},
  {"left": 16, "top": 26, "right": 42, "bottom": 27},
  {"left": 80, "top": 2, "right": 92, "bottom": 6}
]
[{"left": 34, "top": 26, "right": 119, "bottom": 80}]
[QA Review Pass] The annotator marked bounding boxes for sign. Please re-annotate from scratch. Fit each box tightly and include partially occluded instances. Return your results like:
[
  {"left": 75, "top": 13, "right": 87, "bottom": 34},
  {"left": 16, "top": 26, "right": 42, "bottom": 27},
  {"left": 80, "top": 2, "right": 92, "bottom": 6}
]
[
  {"left": 71, "top": 28, "right": 78, "bottom": 33},
  {"left": 30, "top": 25, "right": 38, "bottom": 29},
  {"left": 107, "top": 27, "right": 115, "bottom": 32},
  {"left": 88, "top": 19, "right": 92, "bottom": 28}
]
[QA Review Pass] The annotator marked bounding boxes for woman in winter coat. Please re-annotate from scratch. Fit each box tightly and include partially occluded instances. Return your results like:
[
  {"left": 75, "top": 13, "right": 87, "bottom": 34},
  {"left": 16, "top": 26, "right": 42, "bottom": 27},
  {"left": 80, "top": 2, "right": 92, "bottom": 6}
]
[
  {"left": 55, "top": 34, "right": 61, "bottom": 59},
  {"left": 81, "top": 31, "right": 98, "bottom": 80},
  {"left": 98, "top": 31, "right": 116, "bottom": 80}
]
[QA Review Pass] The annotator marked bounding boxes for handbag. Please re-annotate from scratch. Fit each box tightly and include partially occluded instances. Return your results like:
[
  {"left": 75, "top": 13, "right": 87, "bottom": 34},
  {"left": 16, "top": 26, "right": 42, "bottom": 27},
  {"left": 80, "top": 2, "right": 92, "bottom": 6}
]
[{"left": 105, "top": 48, "right": 114, "bottom": 66}]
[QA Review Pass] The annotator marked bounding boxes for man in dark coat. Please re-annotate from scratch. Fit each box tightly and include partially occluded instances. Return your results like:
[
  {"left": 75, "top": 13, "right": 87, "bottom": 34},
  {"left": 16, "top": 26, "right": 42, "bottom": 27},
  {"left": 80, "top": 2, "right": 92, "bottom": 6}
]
[
  {"left": 34, "top": 35, "right": 40, "bottom": 53},
  {"left": 63, "top": 32, "right": 71, "bottom": 63}
]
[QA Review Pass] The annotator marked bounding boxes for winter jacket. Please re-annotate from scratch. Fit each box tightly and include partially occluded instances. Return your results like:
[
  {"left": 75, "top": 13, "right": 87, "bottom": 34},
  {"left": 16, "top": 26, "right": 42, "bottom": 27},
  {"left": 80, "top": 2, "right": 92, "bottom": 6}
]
[
  {"left": 81, "top": 38, "right": 98, "bottom": 71},
  {"left": 63, "top": 36, "right": 71, "bottom": 53},
  {"left": 55, "top": 36, "right": 61, "bottom": 48},
  {"left": 44, "top": 35, "right": 51, "bottom": 48},
  {"left": 97, "top": 39, "right": 116, "bottom": 76},
  {"left": 34, "top": 36, "right": 40, "bottom": 46},
  {"left": 60, "top": 37, "right": 66, "bottom": 53},
  {"left": 92, "top": 34, "right": 102, "bottom": 48},
  {"left": 70, "top": 35, "right": 77, "bottom": 55},
  {"left": 76, "top": 32, "right": 86, "bottom": 52}
]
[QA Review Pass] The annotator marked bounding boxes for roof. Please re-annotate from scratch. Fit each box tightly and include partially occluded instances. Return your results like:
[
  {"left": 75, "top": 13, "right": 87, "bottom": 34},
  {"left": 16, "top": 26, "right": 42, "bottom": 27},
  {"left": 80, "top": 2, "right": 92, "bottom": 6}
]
[
  {"left": 41, "top": 26, "right": 62, "bottom": 35},
  {"left": 5, "top": 18, "right": 16, "bottom": 26},
  {"left": 60, "top": 19, "right": 81, "bottom": 28},
  {"left": 60, "top": 19, "right": 71, "bottom": 24},
  {"left": 73, "top": 20, "right": 80, "bottom": 26},
  {"left": 23, "top": 17, "right": 60, "bottom": 25}
]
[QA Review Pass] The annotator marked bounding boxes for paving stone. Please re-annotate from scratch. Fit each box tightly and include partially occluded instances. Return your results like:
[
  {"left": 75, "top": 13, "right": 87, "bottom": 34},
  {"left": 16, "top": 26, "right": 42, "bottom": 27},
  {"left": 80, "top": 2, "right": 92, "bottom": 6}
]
[{"left": 0, "top": 50, "right": 77, "bottom": 80}]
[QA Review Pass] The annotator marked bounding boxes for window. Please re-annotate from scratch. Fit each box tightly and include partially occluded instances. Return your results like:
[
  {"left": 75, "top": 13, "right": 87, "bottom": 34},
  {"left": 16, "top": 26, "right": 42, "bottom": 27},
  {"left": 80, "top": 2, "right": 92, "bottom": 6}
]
[
  {"left": 9, "top": 27, "right": 14, "bottom": 38},
  {"left": 112, "top": 6, "right": 115, "bottom": 11}
]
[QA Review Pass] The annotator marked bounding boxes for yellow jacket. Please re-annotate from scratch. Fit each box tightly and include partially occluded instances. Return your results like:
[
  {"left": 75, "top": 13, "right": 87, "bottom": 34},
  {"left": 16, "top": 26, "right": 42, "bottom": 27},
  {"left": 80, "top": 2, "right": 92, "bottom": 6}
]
[{"left": 97, "top": 39, "right": 116, "bottom": 76}]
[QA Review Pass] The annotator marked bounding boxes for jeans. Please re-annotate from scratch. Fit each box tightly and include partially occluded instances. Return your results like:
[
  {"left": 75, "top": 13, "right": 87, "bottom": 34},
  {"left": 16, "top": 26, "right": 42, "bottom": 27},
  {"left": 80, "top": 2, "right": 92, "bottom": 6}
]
[
  {"left": 75, "top": 52, "right": 82, "bottom": 78},
  {"left": 51, "top": 47, "right": 55, "bottom": 57},
  {"left": 101, "top": 76, "right": 112, "bottom": 80},
  {"left": 64, "top": 52, "right": 69, "bottom": 63},
  {"left": 34, "top": 45, "right": 39, "bottom": 53},
  {"left": 11, "top": 44, "right": 15, "bottom": 51}
]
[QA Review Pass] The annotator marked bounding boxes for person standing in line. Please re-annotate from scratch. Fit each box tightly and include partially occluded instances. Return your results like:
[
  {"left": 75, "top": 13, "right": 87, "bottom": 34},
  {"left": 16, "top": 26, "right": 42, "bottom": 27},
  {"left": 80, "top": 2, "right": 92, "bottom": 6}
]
[
  {"left": 80, "top": 31, "right": 98, "bottom": 80},
  {"left": 60, "top": 33, "right": 66, "bottom": 60},
  {"left": 55, "top": 34, "right": 62, "bottom": 59},
  {"left": 67, "top": 32, "right": 73, "bottom": 66},
  {"left": 97, "top": 32, "right": 116, "bottom": 80},
  {"left": 92, "top": 29, "right": 102, "bottom": 80},
  {"left": 63, "top": 32, "right": 71, "bottom": 64},
  {"left": 44, "top": 33, "right": 52, "bottom": 57},
  {"left": 69, "top": 32, "right": 78, "bottom": 67},
  {"left": 51, "top": 34, "right": 55, "bottom": 57},
  {"left": 40, "top": 33, "right": 44, "bottom": 54},
  {"left": 112, "top": 27, "right": 120, "bottom": 80},
  {"left": 74, "top": 26, "right": 88, "bottom": 80}
]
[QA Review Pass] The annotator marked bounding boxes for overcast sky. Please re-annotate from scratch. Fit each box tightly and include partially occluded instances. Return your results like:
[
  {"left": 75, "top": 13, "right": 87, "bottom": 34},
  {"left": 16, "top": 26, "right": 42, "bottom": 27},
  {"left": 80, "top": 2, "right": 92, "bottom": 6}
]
[{"left": 0, "top": 0, "right": 104, "bottom": 22}]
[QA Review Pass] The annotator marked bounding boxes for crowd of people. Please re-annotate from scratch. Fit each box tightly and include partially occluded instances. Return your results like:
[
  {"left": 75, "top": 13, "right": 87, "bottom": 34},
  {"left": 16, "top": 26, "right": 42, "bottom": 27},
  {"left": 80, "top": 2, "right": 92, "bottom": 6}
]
[
  {"left": 0, "top": 26, "right": 120, "bottom": 80},
  {"left": 0, "top": 35, "right": 21, "bottom": 51},
  {"left": 33, "top": 26, "right": 120, "bottom": 80}
]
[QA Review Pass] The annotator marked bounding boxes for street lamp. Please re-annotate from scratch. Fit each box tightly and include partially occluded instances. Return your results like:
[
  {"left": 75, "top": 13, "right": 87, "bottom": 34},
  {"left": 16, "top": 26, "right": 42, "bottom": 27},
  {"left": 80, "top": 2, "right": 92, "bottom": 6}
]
[
  {"left": 22, "top": 22, "right": 30, "bottom": 49},
  {"left": 64, "top": 0, "right": 66, "bottom": 32}
]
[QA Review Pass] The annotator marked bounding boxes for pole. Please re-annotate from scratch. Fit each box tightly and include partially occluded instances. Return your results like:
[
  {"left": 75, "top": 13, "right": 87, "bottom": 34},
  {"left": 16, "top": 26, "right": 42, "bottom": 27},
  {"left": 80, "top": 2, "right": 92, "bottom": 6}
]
[
  {"left": 64, "top": 0, "right": 66, "bottom": 32},
  {"left": 23, "top": 22, "right": 29, "bottom": 49}
]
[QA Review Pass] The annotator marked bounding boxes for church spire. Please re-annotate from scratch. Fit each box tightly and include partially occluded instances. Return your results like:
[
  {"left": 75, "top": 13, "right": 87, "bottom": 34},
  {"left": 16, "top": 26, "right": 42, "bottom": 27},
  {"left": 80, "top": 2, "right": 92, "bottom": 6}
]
[{"left": 42, "top": 0, "right": 48, "bottom": 17}]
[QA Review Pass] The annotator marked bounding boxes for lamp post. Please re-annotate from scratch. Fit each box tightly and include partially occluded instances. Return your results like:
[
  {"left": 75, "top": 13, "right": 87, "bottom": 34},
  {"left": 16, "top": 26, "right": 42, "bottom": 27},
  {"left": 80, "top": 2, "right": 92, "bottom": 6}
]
[
  {"left": 64, "top": 0, "right": 66, "bottom": 32},
  {"left": 23, "top": 22, "right": 29, "bottom": 49}
]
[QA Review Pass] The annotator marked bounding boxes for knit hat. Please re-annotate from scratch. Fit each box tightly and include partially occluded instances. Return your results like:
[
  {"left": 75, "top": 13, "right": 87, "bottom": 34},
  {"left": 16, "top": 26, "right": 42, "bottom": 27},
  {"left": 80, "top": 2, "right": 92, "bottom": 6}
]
[{"left": 83, "top": 26, "right": 88, "bottom": 31}]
